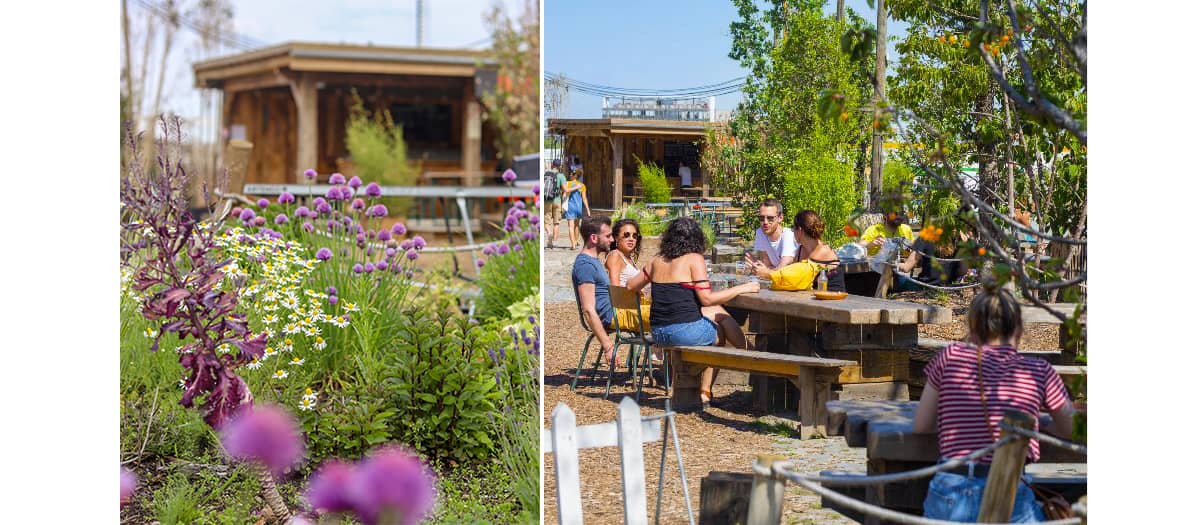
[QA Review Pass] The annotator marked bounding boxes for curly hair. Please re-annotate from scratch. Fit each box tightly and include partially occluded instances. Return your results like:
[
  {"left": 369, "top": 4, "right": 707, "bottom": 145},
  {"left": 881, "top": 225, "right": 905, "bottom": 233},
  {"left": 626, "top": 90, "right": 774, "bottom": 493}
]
[
  {"left": 792, "top": 210, "right": 825, "bottom": 240},
  {"left": 657, "top": 217, "right": 706, "bottom": 260},
  {"left": 610, "top": 218, "right": 642, "bottom": 257}
]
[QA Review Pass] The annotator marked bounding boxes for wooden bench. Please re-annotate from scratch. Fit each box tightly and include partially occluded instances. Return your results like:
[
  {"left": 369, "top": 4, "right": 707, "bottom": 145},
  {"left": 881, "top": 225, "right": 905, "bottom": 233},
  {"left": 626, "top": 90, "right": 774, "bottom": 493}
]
[
  {"left": 667, "top": 345, "right": 855, "bottom": 438},
  {"left": 911, "top": 338, "right": 1086, "bottom": 396}
]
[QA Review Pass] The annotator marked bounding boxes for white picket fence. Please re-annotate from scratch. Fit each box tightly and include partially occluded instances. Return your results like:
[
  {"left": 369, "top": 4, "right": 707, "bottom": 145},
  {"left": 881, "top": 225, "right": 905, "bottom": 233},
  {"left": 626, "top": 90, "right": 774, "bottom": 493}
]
[{"left": 543, "top": 397, "right": 695, "bottom": 525}]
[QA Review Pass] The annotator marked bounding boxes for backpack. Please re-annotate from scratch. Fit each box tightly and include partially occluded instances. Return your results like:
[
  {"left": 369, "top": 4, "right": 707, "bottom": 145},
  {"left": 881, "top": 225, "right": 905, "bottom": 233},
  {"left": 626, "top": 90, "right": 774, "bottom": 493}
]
[{"left": 544, "top": 170, "right": 561, "bottom": 200}]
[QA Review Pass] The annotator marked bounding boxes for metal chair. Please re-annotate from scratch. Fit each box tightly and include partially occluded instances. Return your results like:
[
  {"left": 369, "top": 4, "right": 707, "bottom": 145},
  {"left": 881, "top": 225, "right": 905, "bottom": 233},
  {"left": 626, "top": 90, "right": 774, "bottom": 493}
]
[
  {"left": 609, "top": 285, "right": 666, "bottom": 401},
  {"left": 570, "top": 282, "right": 632, "bottom": 397}
]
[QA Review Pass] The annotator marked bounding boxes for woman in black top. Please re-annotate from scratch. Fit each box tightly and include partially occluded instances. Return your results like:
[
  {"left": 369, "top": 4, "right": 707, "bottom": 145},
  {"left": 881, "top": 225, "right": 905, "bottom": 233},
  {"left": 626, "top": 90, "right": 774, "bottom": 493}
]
[
  {"left": 627, "top": 217, "right": 759, "bottom": 405},
  {"left": 749, "top": 210, "right": 845, "bottom": 292}
]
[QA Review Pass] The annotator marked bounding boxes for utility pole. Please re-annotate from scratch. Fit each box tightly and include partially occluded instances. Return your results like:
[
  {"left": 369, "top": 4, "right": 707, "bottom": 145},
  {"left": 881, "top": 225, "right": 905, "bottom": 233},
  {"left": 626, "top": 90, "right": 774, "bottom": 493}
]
[
  {"left": 837, "top": 0, "right": 845, "bottom": 24},
  {"left": 416, "top": 0, "right": 424, "bottom": 47},
  {"left": 870, "top": 0, "right": 887, "bottom": 210}
]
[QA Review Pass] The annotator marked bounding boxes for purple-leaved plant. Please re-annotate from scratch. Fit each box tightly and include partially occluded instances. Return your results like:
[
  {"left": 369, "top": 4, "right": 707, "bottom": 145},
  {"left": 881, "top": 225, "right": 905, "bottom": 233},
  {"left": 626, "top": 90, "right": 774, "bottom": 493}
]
[{"left": 120, "top": 117, "right": 266, "bottom": 429}]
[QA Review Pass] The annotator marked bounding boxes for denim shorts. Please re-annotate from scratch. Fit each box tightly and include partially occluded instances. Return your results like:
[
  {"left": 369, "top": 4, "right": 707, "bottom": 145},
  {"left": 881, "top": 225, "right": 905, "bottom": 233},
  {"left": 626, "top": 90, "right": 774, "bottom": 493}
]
[
  {"left": 924, "top": 471, "right": 1044, "bottom": 522},
  {"left": 651, "top": 317, "right": 718, "bottom": 347}
]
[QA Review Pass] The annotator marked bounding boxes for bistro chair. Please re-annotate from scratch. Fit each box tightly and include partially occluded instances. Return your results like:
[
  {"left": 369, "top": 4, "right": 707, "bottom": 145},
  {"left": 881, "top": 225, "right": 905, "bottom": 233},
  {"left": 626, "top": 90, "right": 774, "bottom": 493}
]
[
  {"left": 609, "top": 285, "right": 666, "bottom": 402},
  {"left": 570, "top": 283, "right": 631, "bottom": 396}
]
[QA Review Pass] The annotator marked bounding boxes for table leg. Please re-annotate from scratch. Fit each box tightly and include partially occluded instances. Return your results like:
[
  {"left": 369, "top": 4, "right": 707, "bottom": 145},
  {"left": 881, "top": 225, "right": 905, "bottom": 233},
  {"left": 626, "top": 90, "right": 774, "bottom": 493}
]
[{"left": 874, "top": 264, "right": 894, "bottom": 298}]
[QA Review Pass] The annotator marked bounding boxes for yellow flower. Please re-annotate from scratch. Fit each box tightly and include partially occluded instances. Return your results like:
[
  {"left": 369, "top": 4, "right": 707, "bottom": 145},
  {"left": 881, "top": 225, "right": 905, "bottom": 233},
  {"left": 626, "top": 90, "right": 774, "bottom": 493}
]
[{"left": 272, "top": 369, "right": 288, "bottom": 379}]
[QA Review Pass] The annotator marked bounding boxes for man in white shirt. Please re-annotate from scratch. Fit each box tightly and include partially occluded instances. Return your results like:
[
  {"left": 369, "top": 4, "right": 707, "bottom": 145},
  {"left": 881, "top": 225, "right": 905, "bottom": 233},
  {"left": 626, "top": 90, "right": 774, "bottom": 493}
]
[
  {"left": 678, "top": 160, "right": 693, "bottom": 187},
  {"left": 751, "top": 198, "right": 797, "bottom": 269}
]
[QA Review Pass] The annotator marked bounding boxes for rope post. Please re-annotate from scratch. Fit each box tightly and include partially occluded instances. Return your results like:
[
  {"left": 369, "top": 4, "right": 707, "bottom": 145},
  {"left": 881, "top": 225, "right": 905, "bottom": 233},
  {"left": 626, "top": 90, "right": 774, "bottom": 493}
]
[
  {"left": 746, "top": 455, "right": 787, "bottom": 525},
  {"left": 978, "top": 410, "right": 1036, "bottom": 523}
]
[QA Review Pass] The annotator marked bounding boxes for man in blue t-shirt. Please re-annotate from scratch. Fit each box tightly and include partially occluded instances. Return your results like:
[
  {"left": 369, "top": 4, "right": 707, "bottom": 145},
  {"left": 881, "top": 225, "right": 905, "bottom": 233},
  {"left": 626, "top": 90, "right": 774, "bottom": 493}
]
[{"left": 571, "top": 215, "right": 618, "bottom": 367}]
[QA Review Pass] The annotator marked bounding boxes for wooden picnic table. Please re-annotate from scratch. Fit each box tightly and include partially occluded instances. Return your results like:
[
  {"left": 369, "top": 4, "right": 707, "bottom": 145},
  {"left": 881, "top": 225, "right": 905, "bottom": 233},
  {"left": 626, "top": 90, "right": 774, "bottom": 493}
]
[
  {"left": 717, "top": 282, "right": 952, "bottom": 411},
  {"left": 821, "top": 400, "right": 1086, "bottom": 518}
]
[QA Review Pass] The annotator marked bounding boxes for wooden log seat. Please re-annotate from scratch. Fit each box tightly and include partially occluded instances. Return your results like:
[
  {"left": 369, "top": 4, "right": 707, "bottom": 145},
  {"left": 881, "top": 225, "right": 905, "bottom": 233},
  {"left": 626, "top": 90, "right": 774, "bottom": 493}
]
[{"left": 667, "top": 345, "right": 855, "bottom": 439}]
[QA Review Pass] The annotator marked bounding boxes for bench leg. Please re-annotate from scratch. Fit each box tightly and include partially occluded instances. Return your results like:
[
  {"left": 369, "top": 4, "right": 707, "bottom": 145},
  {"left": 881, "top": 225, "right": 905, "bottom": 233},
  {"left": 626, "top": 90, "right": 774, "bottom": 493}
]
[
  {"left": 669, "top": 351, "right": 704, "bottom": 411},
  {"left": 798, "top": 368, "right": 832, "bottom": 440}
]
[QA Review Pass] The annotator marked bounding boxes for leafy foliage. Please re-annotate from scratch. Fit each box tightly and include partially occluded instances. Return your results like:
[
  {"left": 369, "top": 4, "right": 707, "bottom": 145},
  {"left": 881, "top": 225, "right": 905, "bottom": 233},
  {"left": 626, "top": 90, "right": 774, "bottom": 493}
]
[
  {"left": 635, "top": 157, "right": 672, "bottom": 203},
  {"left": 474, "top": 201, "right": 541, "bottom": 321},
  {"left": 345, "top": 91, "right": 416, "bottom": 216},
  {"left": 481, "top": 1, "right": 540, "bottom": 164},
  {"left": 611, "top": 204, "right": 670, "bottom": 238}
]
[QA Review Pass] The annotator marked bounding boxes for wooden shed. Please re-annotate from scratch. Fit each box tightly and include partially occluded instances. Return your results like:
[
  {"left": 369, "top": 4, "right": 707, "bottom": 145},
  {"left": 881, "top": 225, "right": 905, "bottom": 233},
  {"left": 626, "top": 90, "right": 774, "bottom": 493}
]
[
  {"left": 546, "top": 118, "right": 723, "bottom": 211},
  {"left": 193, "top": 42, "right": 501, "bottom": 187}
]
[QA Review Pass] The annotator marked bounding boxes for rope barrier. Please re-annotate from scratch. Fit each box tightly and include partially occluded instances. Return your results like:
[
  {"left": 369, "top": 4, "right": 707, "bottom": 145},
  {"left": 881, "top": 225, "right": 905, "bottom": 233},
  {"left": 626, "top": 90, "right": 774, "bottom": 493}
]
[
  {"left": 998, "top": 422, "right": 1088, "bottom": 456},
  {"left": 754, "top": 462, "right": 1082, "bottom": 525},
  {"left": 306, "top": 227, "right": 506, "bottom": 254},
  {"left": 785, "top": 435, "right": 1015, "bottom": 487},
  {"left": 890, "top": 266, "right": 983, "bottom": 292}
]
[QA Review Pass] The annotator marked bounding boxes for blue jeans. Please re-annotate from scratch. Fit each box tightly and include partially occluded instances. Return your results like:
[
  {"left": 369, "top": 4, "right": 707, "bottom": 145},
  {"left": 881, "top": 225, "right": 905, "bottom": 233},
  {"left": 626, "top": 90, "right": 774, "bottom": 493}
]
[
  {"left": 651, "top": 317, "right": 718, "bottom": 346},
  {"left": 924, "top": 471, "right": 1045, "bottom": 522}
]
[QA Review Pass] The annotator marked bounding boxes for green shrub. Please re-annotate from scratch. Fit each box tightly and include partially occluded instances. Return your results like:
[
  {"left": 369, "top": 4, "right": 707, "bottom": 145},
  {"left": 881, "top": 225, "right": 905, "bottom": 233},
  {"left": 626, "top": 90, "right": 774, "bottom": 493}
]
[
  {"left": 474, "top": 220, "right": 540, "bottom": 322},
  {"left": 636, "top": 157, "right": 672, "bottom": 203},
  {"left": 345, "top": 91, "right": 416, "bottom": 216},
  {"left": 611, "top": 204, "right": 669, "bottom": 238},
  {"left": 745, "top": 150, "right": 859, "bottom": 246}
]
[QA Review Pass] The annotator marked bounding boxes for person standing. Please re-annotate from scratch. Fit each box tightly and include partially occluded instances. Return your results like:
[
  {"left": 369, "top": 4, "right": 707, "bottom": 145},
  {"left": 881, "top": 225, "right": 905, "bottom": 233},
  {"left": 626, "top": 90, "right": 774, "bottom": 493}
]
[
  {"left": 543, "top": 159, "right": 567, "bottom": 248},
  {"left": 562, "top": 170, "right": 589, "bottom": 250},
  {"left": 572, "top": 216, "right": 621, "bottom": 368},
  {"left": 678, "top": 160, "right": 693, "bottom": 188}
]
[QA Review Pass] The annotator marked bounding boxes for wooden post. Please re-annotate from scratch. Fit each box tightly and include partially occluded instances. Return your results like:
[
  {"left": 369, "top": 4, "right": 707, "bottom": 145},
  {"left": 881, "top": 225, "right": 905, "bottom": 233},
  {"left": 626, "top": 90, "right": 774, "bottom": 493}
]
[
  {"left": 461, "top": 79, "right": 482, "bottom": 186},
  {"left": 874, "top": 263, "right": 893, "bottom": 298},
  {"left": 551, "top": 403, "right": 584, "bottom": 524},
  {"left": 291, "top": 75, "right": 318, "bottom": 183},
  {"left": 978, "top": 410, "right": 1036, "bottom": 523},
  {"left": 616, "top": 397, "right": 648, "bottom": 525},
  {"left": 699, "top": 471, "right": 753, "bottom": 525},
  {"left": 797, "top": 367, "right": 832, "bottom": 439},
  {"left": 611, "top": 135, "right": 624, "bottom": 211},
  {"left": 746, "top": 455, "right": 787, "bottom": 525}
]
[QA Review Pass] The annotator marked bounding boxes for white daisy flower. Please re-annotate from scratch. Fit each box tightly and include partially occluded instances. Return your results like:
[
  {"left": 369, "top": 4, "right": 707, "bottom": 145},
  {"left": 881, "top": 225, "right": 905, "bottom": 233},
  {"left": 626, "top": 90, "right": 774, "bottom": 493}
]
[
  {"left": 298, "top": 397, "right": 316, "bottom": 411},
  {"left": 312, "top": 336, "right": 327, "bottom": 351},
  {"left": 342, "top": 302, "right": 360, "bottom": 313},
  {"left": 272, "top": 369, "right": 288, "bottom": 379},
  {"left": 246, "top": 357, "right": 263, "bottom": 370},
  {"left": 143, "top": 328, "right": 159, "bottom": 339},
  {"left": 289, "top": 357, "right": 305, "bottom": 366}
]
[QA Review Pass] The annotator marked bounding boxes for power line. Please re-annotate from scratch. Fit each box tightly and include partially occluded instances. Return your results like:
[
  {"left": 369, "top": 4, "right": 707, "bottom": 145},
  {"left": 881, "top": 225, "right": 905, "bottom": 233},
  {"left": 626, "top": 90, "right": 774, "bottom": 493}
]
[
  {"left": 543, "top": 71, "right": 746, "bottom": 98},
  {"left": 134, "top": 0, "right": 267, "bottom": 51}
]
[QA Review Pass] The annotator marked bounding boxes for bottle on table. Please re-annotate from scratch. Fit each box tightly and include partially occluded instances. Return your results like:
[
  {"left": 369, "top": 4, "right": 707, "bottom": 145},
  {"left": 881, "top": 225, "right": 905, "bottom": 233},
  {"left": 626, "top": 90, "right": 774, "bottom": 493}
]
[{"left": 817, "top": 267, "right": 828, "bottom": 291}]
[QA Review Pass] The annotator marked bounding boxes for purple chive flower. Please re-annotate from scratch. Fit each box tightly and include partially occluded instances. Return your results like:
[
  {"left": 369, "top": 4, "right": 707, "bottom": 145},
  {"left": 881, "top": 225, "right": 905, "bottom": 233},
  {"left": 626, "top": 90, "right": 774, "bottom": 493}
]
[
  {"left": 386, "top": 247, "right": 397, "bottom": 257},
  {"left": 351, "top": 198, "right": 366, "bottom": 210},
  {"left": 365, "top": 182, "right": 382, "bottom": 197},
  {"left": 482, "top": 246, "right": 494, "bottom": 256},
  {"left": 309, "top": 211, "right": 319, "bottom": 219},
  {"left": 325, "top": 286, "right": 337, "bottom": 296},
  {"left": 230, "top": 207, "right": 242, "bottom": 218},
  {"left": 316, "top": 202, "right": 332, "bottom": 214},
  {"left": 376, "top": 260, "right": 388, "bottom": 271},
  {"left": 239, "top": 208, "right": 256, "bottom": 222},
  {"left": 497, "top": 244, "right": 510, "bottom": 255},
  {"left": 412, "top": 236, "right": 426, "bottom": 249},
  {"left": 304, "top": 168, "right": 318, "bottom": 180},
  {"left": 294, "top": 206, "right": 310, "bottom": 218},
  {"left": 501, "top": 169, "right": 517, "bottom": 183},
  {"left": 219, "top": 404, "right": 305, "bottom": 477},
  {"left": 328, "top": 295, "right": 338, "bottom": 305},
  {"left": 504, "top": 215, "right": 519, "bottom": 228},
  {"left": 120, "top": 468, "right": 137, "bottom": 506},
  {"left": 392, "top": 223, "right": 407, "bottom": 236},
  {"left": 514, "top": 244, "right": 523, "bottom": 252},
  {"left": 313, "top": 197, "right": 326, "bottom": 207},
  {"left": 377, "top": 229, "right": 392, "bottom": 241},
  {"left": 328, "top": 173, "right": 346, "bottom": 185},
  {"left": 278, "top": 191, "right": 295, "bottom": 204},
  {"left": 348, "top": 176, "right": 363, "bottom": 189},
  {"left": 514, "top": 200, "right": 526, "bottom": 210},
  {"left": 356, "top": 232, "right": 367, "bottom": 243},
  {"left": 257, "top": 198, "right": 270, "bottom": 209},
  {"left": 341, "top": 187, "right": 354, "bottom": 199},
  {"left": 400, "top": 240, "right": 414, "bottom": 251},
  {"left": 364, "top": 262, "right": 375, "bottom": 273},
  {"left": 348, "top": 446, "right": 436, "bottom": 525},
  {"left": 368, "top": 204, "right": 388, "bottom": 218},
  {"left": 304, "top": 222, "right": 315, "bottom": 233},
  {"left": 326, "top": 187, "right": 342, "bottom": 201},
  {"left": 476, "top": 259, "right": 485, "bottom": 268},
  {"left": 306, "top": 460, "right": 356, "bottom": 514},
  {"left": 532, "top": 183, "right": 541, "bottom": 195},
  {"left": 252, "top": 216, "right": 267, "bottom": 227},
  {"left": 315, "top": 248, "right": 333, "bottom": 261},
  {"left": 353, "top": 263, "right": 364, "bottom": 274},
  {"left": 522, "top": 231, "right": 536, "bottom": 241},
  {"left": 406, "top": 249, "right": 419, "bottom": 261},
  {"left": 529, "top": 214, "right": 540, "bottom": 225},
  {"left": 275, "top": 214, "right": 289, "bottom": 225}
]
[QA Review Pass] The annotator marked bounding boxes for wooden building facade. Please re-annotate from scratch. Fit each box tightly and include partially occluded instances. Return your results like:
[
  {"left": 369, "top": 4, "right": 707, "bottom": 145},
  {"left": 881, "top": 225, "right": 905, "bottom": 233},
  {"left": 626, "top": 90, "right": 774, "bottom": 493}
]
[
  {"left": 193, "top": 42, "right": 501, "bottom": 187},
  {"left": 546, "top": 118, "right": 723, "bottom": 211}
]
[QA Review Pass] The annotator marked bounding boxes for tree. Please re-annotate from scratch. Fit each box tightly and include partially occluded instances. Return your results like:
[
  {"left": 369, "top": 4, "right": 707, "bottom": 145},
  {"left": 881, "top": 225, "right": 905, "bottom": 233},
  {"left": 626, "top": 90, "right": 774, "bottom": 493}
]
[
  {"left": 482, "top": 0, "right": 540, "bottom": 165},
  {"left": 708, "top": 0, "right": 875, "bottom": 243}
]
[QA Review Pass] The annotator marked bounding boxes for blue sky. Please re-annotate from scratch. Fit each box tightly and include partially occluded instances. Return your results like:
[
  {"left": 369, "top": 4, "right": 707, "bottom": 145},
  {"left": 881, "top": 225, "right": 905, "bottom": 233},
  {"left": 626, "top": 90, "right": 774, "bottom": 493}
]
[{"left": 544, "top": 0, "right": 908, "bottom": 119}]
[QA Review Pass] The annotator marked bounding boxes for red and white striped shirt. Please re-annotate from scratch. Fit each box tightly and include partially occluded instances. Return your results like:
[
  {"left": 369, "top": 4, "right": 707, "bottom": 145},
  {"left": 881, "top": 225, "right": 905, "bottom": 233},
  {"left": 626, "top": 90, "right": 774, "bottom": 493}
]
[{"left": 924, "top": 342, "right": 1070, "bottom": 463}]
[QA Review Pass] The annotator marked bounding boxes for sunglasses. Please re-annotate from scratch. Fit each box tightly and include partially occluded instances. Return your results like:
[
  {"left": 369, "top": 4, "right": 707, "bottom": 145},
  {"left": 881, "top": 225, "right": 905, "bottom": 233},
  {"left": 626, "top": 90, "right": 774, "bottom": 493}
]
[
  {"left": 759, "top": 215, "right": 780, "bottom": 223},
  {"left": 621, "top": 231, "right": 638, "bottom": 240}
]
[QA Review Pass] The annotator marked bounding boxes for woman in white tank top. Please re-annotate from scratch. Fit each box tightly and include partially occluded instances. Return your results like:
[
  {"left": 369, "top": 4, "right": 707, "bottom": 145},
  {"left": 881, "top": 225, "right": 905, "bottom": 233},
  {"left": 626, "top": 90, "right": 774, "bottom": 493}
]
[{"left": 606, "top": 219, "right": 647, "bottom": 292}]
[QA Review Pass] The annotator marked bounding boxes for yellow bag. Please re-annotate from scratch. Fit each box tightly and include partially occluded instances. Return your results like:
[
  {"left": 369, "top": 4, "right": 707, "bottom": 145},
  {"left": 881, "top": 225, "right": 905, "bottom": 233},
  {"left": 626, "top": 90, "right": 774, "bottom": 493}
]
[
  {"left": 769, "top": 260, "right": 826, "bottom": 291},
  {"left": 613, "top": 304, "right": 652, "bottom": 333}
]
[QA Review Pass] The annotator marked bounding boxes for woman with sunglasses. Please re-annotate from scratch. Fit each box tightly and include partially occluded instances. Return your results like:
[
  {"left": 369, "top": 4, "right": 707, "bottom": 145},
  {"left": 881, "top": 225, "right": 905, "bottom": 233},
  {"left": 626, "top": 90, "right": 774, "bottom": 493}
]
[{"left": 606, "top": 219, "right": 645, "bottom": 290}]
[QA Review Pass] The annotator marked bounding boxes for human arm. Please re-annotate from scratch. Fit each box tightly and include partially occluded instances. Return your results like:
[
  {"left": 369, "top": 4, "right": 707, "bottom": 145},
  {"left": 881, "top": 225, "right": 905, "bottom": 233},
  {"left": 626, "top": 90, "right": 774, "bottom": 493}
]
[
  {"left": 576, "top": 282, "right": 614, "bottom": 355},
  {"left": 745, "top": 253, "right": 772, "bottom": 279},
  {"left": 626, "top": 261, "right": 651, "bottom": 293},
  {"left": 858, "top": 224, "right": 886, "bottom": 248},
  {"left": 1041, "top": 364, "right": 1076, "bottom": 438},
  {"left": 689, "top": 254, "right": 759, "bottom": 306},
  {"left": 898, "top": 249, "right": 920, "bottom": 274},
  {"left": 913, "top": 384, "right": 939, "bottom": 434},
  {"left": 605, "top": 251, "right": 624, "bottom": 286}
]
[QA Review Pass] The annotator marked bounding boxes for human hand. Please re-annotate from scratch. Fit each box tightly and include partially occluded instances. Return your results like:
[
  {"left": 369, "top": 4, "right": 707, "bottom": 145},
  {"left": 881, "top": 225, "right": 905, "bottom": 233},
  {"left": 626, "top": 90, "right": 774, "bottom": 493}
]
[
  {"left": 871, "top": 236, "right": 886, "bottom": 247},
  {"left": 741, "top": 281, "right": 761, "bottom": 294}
]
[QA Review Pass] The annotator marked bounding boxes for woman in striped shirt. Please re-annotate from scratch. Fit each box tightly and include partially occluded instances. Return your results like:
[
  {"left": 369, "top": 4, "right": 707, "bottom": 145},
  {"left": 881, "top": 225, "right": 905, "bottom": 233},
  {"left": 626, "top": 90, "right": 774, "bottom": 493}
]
[{"left": 912, "top": 281, "right": 1077, "bottom": 522}]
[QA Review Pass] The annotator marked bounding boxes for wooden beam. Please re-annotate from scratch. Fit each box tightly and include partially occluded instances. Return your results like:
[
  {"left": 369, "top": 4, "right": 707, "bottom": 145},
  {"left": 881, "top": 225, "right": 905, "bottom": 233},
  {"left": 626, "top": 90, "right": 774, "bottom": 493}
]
[
  {"left": 611, "top": 135, "right": 624, "bottom": 210},
  {"left": 461, "top": 79, "right": 482, "bottom": 186},
  {"left": 222, "top": 71, "right": 290, "bottom": 94},
  {"left": 290, "top": 73, "right": 318, "bottom": 183}
]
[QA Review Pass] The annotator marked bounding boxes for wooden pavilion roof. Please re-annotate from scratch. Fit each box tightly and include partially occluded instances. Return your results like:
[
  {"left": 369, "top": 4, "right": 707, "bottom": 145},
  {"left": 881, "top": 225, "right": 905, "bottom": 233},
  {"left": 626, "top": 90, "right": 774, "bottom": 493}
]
[
  {"left": 547, "top": 118, "right": 723, "bottom": 138},
  {"left": 192, "top": 41, "right": 494, "bottom": 89}
]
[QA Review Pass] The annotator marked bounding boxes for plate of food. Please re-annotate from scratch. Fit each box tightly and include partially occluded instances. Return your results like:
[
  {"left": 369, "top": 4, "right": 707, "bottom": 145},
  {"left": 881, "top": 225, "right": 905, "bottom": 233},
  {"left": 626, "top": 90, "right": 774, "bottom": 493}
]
[{"left": 812, "top": 291, "right": 848, "bottom": 300}]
